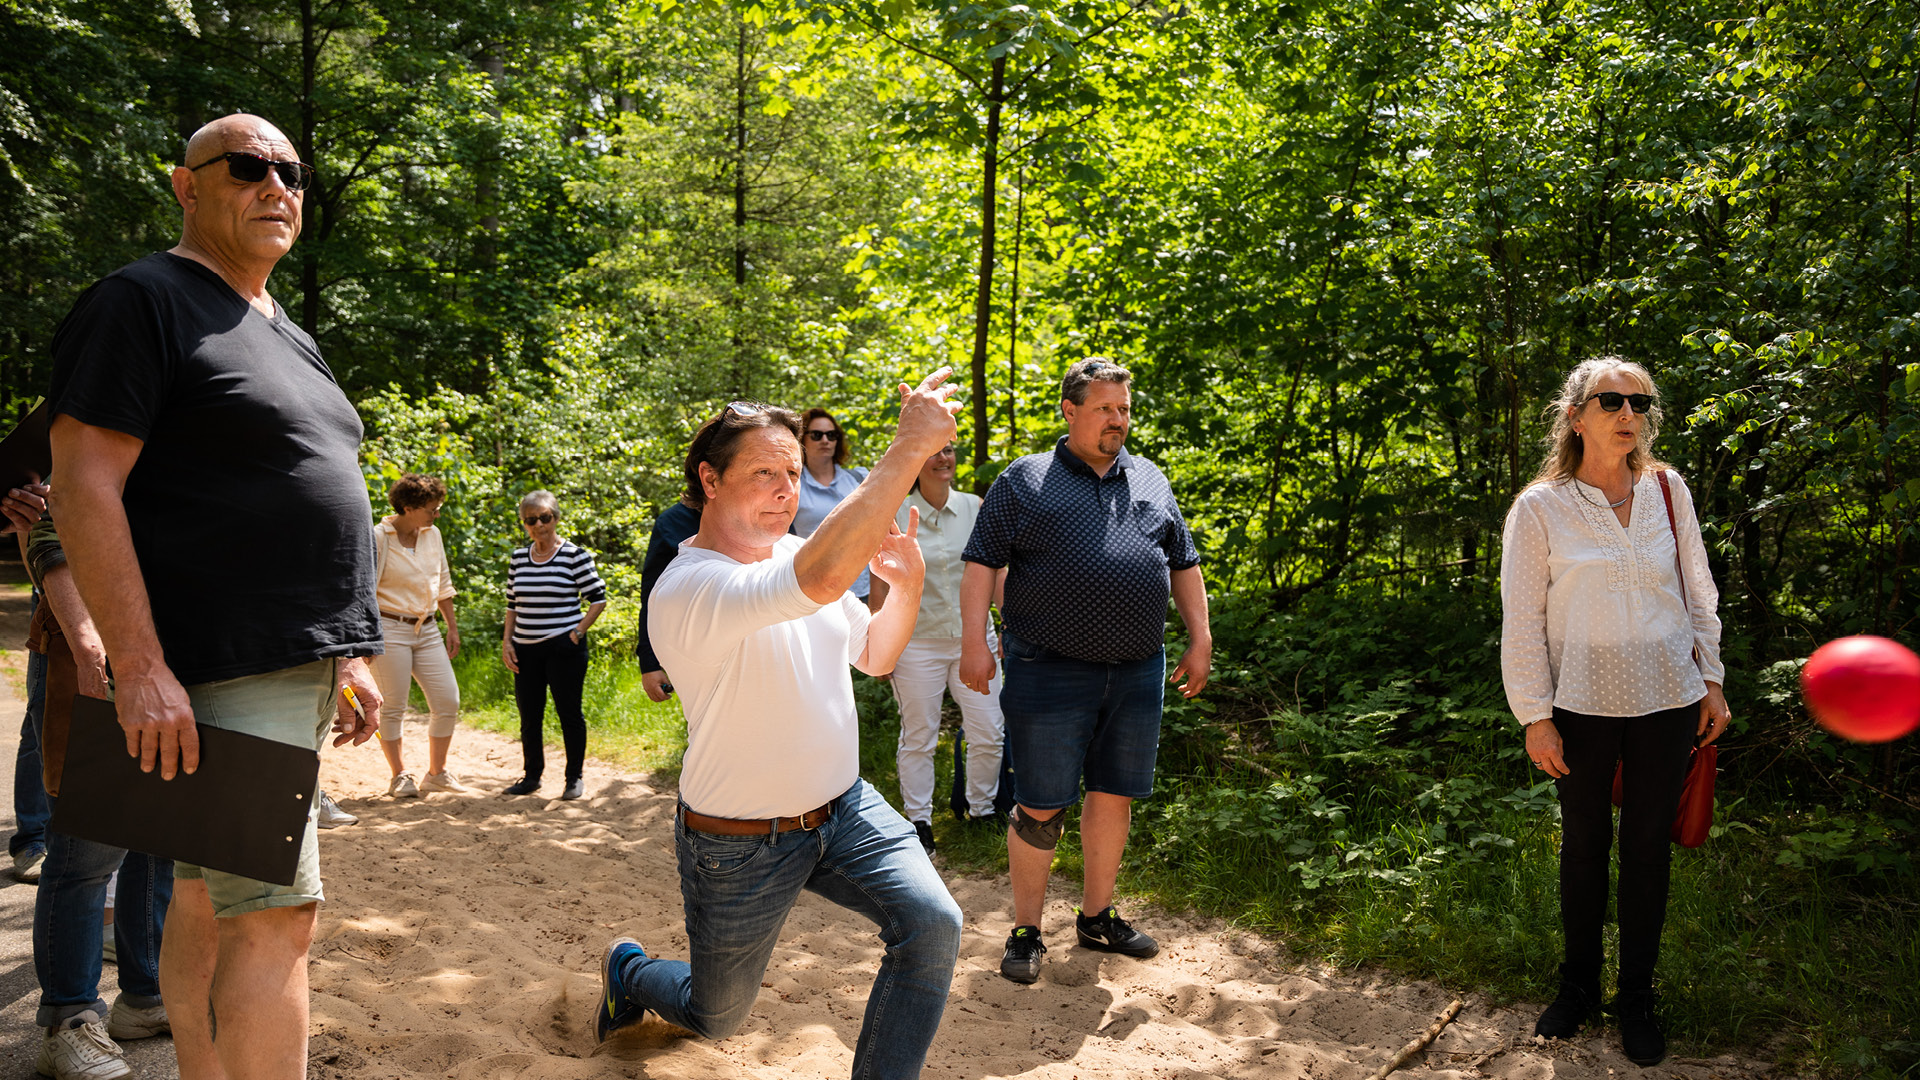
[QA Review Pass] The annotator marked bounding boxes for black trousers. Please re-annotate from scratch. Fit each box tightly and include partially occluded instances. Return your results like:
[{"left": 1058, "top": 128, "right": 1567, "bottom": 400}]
[
  {"left": 513, "top": 634, "right": 589, "bottom": 783},
  {"left": 1551, "top": 700, "right": 1698, "bottom": 994}
]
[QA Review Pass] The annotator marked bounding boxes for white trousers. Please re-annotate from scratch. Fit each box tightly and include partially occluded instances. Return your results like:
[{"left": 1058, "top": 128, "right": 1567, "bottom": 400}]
[
  {"left": 371, "top": 615, "right": 462, "bottom": 741},
  {"left": 891, "top": 635, "right": 1004, "bottom": 822}
]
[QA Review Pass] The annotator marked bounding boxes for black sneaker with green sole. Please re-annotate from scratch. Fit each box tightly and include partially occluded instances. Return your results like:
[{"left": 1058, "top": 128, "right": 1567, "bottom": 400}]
[
  {"left": 999, "top": 925, "right": 1046, "bottom": 983},
  {"left": 1075, "top": 905, "right": 1159, "bottom": 958}
]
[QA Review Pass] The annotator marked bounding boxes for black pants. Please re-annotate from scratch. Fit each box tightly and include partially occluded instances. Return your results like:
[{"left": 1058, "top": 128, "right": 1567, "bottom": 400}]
[
  {"left": 1552, "top": 700, "right": 1698, "bottom": 994},
  {"left": 513, "top": 634, "right": 589, "bottom": 783}
]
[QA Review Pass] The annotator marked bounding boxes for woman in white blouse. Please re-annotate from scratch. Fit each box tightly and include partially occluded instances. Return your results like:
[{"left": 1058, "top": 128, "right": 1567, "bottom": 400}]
[
  {"left": 868, "top": 442, "right": 1008, "bottom": 853},
  {"left": 371, "top": 474, "right": 464, "bottom": 797},
  {"left": 1500, "top": 356, "right": 1731, "bottom": 1067}
]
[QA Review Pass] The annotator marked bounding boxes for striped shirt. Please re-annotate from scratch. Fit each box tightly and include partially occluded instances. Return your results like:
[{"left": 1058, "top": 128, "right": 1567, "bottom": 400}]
[{"left": 506, "top": 540, "right": 608, "bottom": 644}]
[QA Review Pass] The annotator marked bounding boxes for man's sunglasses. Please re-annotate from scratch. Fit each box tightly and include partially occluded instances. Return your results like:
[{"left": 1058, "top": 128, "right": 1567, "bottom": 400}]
[
  {"left": 1585, "top": 392, "right": 1653, "bottom": 413},
  {"left": 522, "top": 512, "right": 555, "bottom": 526},
  {"left": 188, "top": 152, "right": 317, "bottom": 193},
  {"left": 805, "top": 430, "right": 840, "bottom": 442}
]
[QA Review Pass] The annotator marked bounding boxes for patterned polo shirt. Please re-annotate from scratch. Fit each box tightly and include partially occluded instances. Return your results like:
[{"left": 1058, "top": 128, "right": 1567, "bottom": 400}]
[{"left": 962, "top": 436, "right": 1200, "bottom": 664}]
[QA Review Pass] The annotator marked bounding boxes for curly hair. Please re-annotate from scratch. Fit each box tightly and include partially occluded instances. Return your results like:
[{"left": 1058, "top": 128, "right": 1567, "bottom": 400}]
[{"left": 388, "top": 473, "right": 448, "bottom": 513}]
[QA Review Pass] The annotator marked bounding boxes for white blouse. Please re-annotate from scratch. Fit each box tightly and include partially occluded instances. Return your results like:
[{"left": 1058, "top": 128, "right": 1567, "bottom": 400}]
[{"left": 1500, "top": 470, "right": 1724, "bottom": 724}]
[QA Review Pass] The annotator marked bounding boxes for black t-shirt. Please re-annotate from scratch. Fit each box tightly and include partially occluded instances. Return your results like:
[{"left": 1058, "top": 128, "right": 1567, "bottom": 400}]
[{"left": 48, "top": 252, "right": 381, "bottom": 684}]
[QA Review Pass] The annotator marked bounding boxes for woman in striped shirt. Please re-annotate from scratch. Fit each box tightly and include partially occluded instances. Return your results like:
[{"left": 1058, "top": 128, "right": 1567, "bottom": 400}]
[{"left": 501, "top": 490, "right": 607, "bottom": 800}]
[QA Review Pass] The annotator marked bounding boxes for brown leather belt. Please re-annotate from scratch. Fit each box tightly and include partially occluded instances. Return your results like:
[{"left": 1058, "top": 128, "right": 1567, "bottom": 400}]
[
  {"left": 681, "top": 803, "right": 832, "bottom": 836},
  {"left": 380, "top": 610, "right": 433, "bottom": 625}
]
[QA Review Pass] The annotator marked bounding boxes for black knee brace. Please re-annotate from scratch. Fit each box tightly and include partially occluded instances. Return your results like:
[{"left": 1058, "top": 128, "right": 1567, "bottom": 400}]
[{"left": 1011, "top": 806, "right": 1066, "bottom": 851}]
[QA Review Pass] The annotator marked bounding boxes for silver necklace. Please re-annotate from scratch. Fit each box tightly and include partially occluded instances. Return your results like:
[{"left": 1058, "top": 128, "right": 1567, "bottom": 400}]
[{"left": 1574, "top": 480, "right": 1632, "bottom": 510}]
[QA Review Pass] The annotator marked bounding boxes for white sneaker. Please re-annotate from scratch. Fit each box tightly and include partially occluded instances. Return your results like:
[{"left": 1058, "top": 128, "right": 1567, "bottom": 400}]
[
  {"left": 388, "top": 772, "right": 420, "bottom": 798},
  {"left": 35, "top": 1011, "right": 130, "bottom": 1080},
  {"left": 106, "top": 997, "right": 169, "bottom": 1040},
  {"left": 420, "top": 770, "right": 467, "bottom": 793},
  {"left": 14, "top": 847, "right": 45, "bottom": 883},
  {"left": 316, "top": 791, "right": 357, "bottom": 828}
]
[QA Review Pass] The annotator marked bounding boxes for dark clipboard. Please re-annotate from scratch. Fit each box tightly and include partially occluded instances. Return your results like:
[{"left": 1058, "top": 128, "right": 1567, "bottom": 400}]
[
  {"left": 50, "top": 695, "right": 322, "bottom": 886},
  {"left": 0, "top": 401, "right": 51, "bottom": 491}
]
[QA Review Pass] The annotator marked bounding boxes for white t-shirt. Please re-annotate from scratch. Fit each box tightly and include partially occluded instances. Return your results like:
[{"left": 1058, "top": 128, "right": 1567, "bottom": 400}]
[
  {"left": 649, "top": 533, "right": 871, "bottom": 818},
  {"left": 1500, "top": 471, "right": 1725, "bottom": 724}
]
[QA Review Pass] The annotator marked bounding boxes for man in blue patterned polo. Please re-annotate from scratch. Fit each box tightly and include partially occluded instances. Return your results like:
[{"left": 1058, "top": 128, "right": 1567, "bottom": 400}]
[{"left": 956, "top": 357, "right": 1213, "bottom": 984}]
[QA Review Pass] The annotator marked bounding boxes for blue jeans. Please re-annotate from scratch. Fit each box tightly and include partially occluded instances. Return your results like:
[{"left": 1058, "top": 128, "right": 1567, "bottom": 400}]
[
  {"left": 613, "top": 779, "right": 961, "bottom": 1080},
  {"left": 33, "top": 799, "right": 174, "bottom": 1026},
  {"left": 1000, "top": 632, "right": 1166, "bottom": 809},
  {"left": 29, "top": 644, "right": 173, "bottom": 1026},
  {"left": 10, "top": 643, "right": 51, "bottom": 858}
]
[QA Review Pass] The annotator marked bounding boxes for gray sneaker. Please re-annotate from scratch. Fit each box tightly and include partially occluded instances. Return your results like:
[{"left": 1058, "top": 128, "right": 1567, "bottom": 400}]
[
  {"left": 420, "top": 770, "right": 467, "bottom": 793},
  {"left": 316, "top": 791, "right": 357, "bottom": 829},
  {"left": 388, "top": 772, "right": 420, "bottom": 798},
  {"left": 35, "top": 1011, "right": 130, "bottom": 1080},
  {"left": 14, "top": 846, "right": 46, "bottom": 883},
  {"left": 105, "top": 997, "right": 169, "bottom": 1040},
  {"left": 560, "top": 778, "right": 586, "bottom": 801}
]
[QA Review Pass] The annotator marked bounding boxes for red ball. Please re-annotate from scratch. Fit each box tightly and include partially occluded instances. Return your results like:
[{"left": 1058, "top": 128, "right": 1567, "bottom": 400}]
[{"left": 1802, "top": 636, "right": 1920, "bottom": 743}]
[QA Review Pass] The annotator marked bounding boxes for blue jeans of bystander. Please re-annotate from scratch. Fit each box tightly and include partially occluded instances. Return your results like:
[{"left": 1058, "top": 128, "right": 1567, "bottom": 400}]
[{"left": 10, "top": 643, "right": 51, "bottom": 858}]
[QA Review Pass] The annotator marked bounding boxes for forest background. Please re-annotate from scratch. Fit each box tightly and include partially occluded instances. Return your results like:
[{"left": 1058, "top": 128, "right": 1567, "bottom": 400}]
[{"left": 1, "top": 0, "right": 1915, "bottom": 1074}]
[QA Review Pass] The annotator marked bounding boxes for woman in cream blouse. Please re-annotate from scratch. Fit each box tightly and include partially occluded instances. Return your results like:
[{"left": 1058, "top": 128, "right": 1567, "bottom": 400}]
[
  {"left": 371, "top": 474, "right": 464, "bottom": 797},
  {"left": 1500, "top": 356, "right": 1732, "bottom": 1067},
  {"left": 869, "top": 442, "right": 1008, "bottom": 854}
]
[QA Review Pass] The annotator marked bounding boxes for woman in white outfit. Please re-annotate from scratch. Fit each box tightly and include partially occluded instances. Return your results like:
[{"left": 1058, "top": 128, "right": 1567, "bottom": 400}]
[
  {"left": 370, "top": 473, "right": 464, "bottom": 797},
  {"left": 869, "top": 442, "right": 1006, "bottom": 853},
  {"left": 1500, "top": 356, "right": 1731, "bottom": 1067}
]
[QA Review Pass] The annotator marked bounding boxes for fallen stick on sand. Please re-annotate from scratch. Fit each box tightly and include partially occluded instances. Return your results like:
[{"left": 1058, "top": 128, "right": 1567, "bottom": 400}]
[{"left": 1365, "top": 998, "right": 1466, "bottom": 1080}]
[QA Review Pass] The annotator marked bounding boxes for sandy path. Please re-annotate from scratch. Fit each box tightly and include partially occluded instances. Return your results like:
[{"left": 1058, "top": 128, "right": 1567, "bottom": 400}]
[{"left": 307, "top": 727, "right": 1796, "bottom": 1080}]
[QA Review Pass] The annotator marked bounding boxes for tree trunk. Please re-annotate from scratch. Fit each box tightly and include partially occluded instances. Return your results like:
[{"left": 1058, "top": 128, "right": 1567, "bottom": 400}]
[
  {"left": 731, "top": 18, "right": 749, "bottom": 394},
  {"left": 969, "top": 55, "right": 1005, "bottom": 491},
  {"left": 298, "top": 0, "right": 320, "bottom": 336},
  {"left": 1005, "top": 160, "right": 1025, "bottom": 455}
]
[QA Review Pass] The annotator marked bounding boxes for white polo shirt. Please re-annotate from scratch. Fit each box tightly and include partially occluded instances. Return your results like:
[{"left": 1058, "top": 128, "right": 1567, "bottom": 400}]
[{"left": 649, "top": 534, "right": 871, "bottom": 819}]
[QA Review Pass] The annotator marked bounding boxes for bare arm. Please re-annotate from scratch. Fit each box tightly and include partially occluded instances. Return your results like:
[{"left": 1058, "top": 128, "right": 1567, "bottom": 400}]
[
  {"left": 49, "top": 416, "right": 202, "bottom": 777},
  {"left": 437, "top": 595, "right": 461, "bottom": 660},
  {"left": 570, "top": 599, "right": 607, "bottom": 643},
  {"left": 791, "top": 369, "right": 958, "bottom": 603},
  {"left": 501, "top": 610, "right": 520, "bottom": 673},
  {"left": 41, "top": 562, "right": 109, "bottom": 699},
  {"left": 1169, "top": 565, "right": 1212, "bottom": 698},
  {"left": 957, "top": 560, "right": 997, "bottom": 694}
]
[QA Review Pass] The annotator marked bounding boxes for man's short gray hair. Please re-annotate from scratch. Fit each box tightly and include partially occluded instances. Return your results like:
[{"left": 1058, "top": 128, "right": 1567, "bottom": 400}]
[{"left": 1060, "top": 358, "right": 1132, "bottom": 406}]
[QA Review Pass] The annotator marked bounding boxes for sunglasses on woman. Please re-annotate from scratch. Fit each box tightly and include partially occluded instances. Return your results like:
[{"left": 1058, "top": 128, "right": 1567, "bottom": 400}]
[
  {"left": 1585, "top": 392, "right": 1653, "bottom": 413},
  {"left": 522, "top": 512, "right": 555, "bottom": 526},
  {"left": 188, "top": 151, "right": 317, "bottom": 193},
  {"left": 805, "top": 430, "right": 840, "bottom": 442}
]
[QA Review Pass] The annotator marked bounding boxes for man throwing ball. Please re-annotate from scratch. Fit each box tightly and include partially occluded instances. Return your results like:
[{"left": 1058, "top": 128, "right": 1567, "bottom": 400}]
[{"left": 594, "top": 371, "right": 963, "bottom": 1079}]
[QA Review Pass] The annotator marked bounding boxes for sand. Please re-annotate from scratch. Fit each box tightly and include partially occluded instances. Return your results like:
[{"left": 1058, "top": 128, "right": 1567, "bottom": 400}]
[{"left": 301, "top": 726, "right": 1800, "bottom": 1080}]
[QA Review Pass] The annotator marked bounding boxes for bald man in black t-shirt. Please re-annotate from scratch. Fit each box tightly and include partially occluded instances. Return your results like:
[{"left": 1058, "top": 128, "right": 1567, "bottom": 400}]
[{"left": 47, "top": 113, "right": 384, "bottom": 1080}]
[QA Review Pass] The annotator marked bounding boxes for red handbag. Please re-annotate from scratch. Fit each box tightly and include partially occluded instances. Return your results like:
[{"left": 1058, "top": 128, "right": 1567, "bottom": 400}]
[{"left": 1606, "top": 472, "right": 1718, "bottom": 848}]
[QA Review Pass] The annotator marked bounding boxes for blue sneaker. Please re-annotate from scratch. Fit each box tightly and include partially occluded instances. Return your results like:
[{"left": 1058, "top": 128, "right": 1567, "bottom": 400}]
[{"left": 595, "top": 937, "right": 649, "bottom": 1043}]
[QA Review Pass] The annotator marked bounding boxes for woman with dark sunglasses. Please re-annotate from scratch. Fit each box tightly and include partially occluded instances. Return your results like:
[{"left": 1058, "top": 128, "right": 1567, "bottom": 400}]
[
  {"left": 793, "top": 408, "right": 873, "bottom": 603},
  {"left": 501, "top": 490, "right": 607, "bottom": 800},
  {"left": 1500, "top": 356, "right": 1732, "bottom": 1067}
]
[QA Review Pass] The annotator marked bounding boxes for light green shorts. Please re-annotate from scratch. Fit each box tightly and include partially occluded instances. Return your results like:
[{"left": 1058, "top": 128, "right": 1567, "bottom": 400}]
[{"left": 170, "top": 659, "right": 335, "bottom": 918}]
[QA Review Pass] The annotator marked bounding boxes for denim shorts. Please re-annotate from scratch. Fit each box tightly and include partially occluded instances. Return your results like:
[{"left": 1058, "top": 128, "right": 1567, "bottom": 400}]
[
  {"left": 999, "top": 632, "right": 1165, "bottom": 809},
  {"left": 170, "top": 659, "right": 334, "bottom": 917}
]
